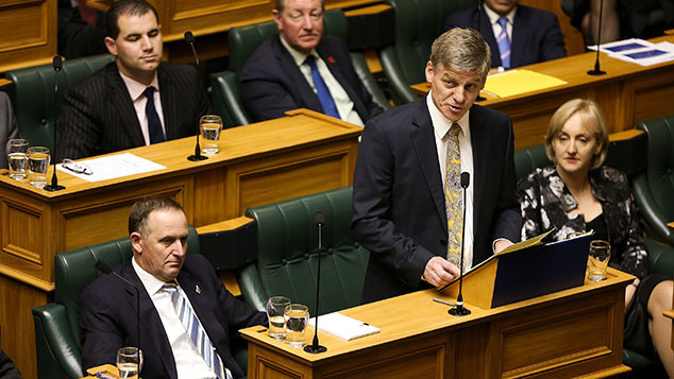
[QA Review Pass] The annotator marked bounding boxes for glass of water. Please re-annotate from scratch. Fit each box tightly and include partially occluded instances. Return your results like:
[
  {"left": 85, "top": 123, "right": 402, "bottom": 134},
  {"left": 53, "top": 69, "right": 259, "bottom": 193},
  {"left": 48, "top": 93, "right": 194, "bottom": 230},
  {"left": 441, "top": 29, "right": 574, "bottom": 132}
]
[
  {"left": 284, "top": 304, "right": 309, "bottom": 348},
  {"left": 267, "top": 296, "right": 291, "bottom": 341},
  {"left": 588, "top": 240, "right": 611, "bottom": 282},
  {"left": 7, "top": 139, "right": 29, "bottom": 180},
  {"left": 117, "top": 346, "right": 143, "bottom": 379},
  {"left": 27, "top": 146, "right": 50, "bottom": 188},
  {"left": 200, "top": 115, "right": 222, "bottom": 155}
]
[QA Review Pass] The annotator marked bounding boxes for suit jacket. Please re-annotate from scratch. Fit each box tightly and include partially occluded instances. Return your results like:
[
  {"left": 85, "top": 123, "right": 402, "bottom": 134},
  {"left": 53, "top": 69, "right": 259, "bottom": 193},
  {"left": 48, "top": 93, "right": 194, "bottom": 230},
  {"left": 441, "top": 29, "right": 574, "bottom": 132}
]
[
  {"left": 444, "top": 5, "right": 566, "bottom": 68},
  {"left": 239, "top": 35, "right": 383, "bottom": 123},
  {"left": 352, "top": 98, "right": 522, "bottom": 303},
  {"left": 80, "top": 254, "right": 267, "bottom": 379},
  {"left": 0, "top": 91, "right": 20, "bottom": 169},
  {"left": 0, "top": 325, "right": 21, "bottom": 379},
  {"left": 58, "top": 62, "right": 209, "bottom": 161}
]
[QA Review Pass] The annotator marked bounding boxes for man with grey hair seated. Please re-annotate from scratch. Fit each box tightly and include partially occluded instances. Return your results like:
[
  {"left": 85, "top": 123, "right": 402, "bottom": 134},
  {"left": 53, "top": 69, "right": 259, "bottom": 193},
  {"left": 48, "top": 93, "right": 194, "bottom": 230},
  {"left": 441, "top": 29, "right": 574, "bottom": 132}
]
[{"left": 352, "top": 28, "right": 521, "bottom": 304}]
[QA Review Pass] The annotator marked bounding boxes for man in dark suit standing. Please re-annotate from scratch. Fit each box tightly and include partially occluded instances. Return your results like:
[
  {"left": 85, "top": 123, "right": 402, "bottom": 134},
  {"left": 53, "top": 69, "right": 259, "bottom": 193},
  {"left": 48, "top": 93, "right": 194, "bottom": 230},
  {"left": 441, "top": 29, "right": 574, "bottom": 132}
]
[
  {"left": 58, "top": 0, "right": 208, "bottom": 161},
  {"left": 352, "top": 28, "right": 521, "bottom": 304},
  {"left": 80, "top": 195, "right": 266, "bottom": 379},
  {"left": 239, "top": 0, "right": 383, "bottom": 126},
  {"left": 444, "top": 0, "right": 566, "bottom": 70}
]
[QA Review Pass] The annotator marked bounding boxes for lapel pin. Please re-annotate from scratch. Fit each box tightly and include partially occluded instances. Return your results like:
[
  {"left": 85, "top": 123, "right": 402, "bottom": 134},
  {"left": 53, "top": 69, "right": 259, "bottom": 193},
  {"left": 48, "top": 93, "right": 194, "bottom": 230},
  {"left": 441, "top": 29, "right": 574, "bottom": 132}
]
[
  {"left": 328, "top": 56, "right": 335, "bottom": 64},
  {"left": 195, "top": 284, "right": 202, "bottom": 294}
]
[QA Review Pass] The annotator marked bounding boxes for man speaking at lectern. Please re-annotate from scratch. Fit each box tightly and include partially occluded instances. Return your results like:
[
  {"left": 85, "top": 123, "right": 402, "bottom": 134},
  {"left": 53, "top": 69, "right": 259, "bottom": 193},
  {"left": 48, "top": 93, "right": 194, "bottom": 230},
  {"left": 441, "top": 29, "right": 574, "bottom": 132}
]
[
  {"left": 58, "top": 0, "right": 209, "bottom": 161},
  {"left": 352, "top": 28, "right": 521, "bottom": 304}
]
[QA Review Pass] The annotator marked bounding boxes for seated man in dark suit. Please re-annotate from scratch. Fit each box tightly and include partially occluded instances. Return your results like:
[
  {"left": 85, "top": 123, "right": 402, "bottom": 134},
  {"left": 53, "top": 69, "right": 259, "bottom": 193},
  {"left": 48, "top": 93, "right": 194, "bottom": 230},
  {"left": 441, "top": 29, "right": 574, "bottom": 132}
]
[
  {"left": 80, "top": 195, "right": 267, "bottom": 379},
  {"left": 444, "top": 0, "right": 566, "bottom": 70},
  {"left": 239, "top": 0, "right": 383, "bottom": 126},
  {"left": 352, "top": 28, "right": 522, "bottom": 304},
  {"left": 58, "top": 0, "right": 208, "bottom": 161}
]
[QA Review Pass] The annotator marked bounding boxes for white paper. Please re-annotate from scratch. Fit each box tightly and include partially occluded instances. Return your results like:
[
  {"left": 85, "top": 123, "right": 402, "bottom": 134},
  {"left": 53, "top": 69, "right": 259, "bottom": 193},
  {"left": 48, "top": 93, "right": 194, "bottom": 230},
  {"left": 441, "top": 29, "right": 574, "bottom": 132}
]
[
  {"left": 308, "top": 312, "right": 380, "bottom": 341},
  {"left": 57, "top": 153, "right": 166, "bottom": 182},
  {"left": 587, "top": 38, "right": 674, "bottom": 66}
]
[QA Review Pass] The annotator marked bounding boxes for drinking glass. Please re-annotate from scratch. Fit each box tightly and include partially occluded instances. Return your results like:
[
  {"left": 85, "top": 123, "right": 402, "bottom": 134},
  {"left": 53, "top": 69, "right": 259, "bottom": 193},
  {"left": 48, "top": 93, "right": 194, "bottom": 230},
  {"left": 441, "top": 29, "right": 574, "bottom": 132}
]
[
  {"left": 27, "top": 146, "right": 50, "bottom": 188},
  {"left": 117, "top": 347, "right": 143, "bottom": 379},
  {"left": 267, "top": 296, "right": 291, "bottom": 340},
  {"left": 200, "top": 115, "right": 222, "bottom": 155},
  {"left": 588, "top": 240, "right": 611, "bottom": 282},
  {"left": 6, "top": 139, "right": 29, "bottom": 180},
  {"left": 284, "top": 304, "right": 309, "bottom": 348}
]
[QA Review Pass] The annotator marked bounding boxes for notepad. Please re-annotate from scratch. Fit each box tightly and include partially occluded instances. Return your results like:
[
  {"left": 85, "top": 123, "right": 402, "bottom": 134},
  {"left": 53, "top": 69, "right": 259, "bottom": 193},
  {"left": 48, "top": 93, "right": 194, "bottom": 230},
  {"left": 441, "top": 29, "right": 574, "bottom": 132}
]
[
  {"left": 483, "top": 69, "right": 567, "bottom": 98},
  {"left": 308, "top": 312, "right": 380, "bottom": 341}
]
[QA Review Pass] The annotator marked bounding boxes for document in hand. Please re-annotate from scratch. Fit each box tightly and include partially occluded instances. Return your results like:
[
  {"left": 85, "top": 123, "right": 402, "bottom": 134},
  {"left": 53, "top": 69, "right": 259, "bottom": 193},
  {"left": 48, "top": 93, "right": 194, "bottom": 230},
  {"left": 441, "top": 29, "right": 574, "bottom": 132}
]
[{"left": 308, "top": 312, "right": 380, "bottom": 341}]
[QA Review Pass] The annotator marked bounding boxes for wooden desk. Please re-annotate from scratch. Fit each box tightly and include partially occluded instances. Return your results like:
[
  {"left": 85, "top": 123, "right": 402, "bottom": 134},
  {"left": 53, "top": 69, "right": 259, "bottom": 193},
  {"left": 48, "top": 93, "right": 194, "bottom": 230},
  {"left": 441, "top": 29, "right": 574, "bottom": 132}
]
[
  {"left": 0, "top": 109, "right": 360, "bottom": 379},
  {"left": 412, "top": 35, "right": 674, "bottom": 150},
  {"left": 242, "top": 268, "right": 633, "bottom": 378}
]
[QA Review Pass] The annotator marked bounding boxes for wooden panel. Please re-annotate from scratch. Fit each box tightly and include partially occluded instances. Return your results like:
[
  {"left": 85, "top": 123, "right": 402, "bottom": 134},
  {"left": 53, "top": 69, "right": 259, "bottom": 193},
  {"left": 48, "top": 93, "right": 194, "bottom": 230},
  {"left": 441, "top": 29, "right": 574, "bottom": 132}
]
[
  {"left": 624, "top": 69, "right": 674, "bottom": 126},
  {"left": 0, "top": 0, "right": 56, "bottom": 72}
]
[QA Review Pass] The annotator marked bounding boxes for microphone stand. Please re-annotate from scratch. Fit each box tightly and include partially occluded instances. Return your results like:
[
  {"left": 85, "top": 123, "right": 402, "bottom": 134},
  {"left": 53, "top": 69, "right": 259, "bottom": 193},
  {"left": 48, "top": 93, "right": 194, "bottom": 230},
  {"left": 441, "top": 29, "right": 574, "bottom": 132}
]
[
  {"left": 96, "top": 260, "right": 141, "bottom": 373},
  {"left": 304, "top": 211, "right": 327, "bottom": 354},
  {"left": 587, "top": 0, "right": 607, "bottom": 76},
  {"left": 475, "top": 0, "right": 486, "bottom": 102},
  {"left": 184, "top": 31, "right": 208, "bottom": 162},
  {"left": 449, "top": 172, "right": 471, "bottom": 316},
  {"left": 44, "top": 55, "right": 66, "bottom": 192}
]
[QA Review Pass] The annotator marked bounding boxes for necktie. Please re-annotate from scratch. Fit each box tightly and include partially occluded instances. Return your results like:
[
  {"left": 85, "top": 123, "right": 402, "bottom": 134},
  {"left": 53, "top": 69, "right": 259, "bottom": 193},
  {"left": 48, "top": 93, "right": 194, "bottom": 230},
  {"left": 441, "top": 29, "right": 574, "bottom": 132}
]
[
  {"left": 143, "top": 86, "right": 166, "bottom": 144},
  {"left": 497, "top": 17, "right": 511, "bottom": 69},
  {"left": 162, "top": 283, "right": 231, "bottom": 379},
  {"left": 304, "top": 55, "right": 340, "bottom": 119},
  {"left": 445, "top": 123, "right": 463, "bottom": 267}
]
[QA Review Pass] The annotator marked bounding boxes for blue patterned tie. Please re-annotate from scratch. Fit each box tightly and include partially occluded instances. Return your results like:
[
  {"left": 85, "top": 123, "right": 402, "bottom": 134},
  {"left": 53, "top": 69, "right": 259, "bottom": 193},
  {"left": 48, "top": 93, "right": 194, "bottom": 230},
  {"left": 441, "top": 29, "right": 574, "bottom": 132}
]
[
  {"left": 143, "top": 87, "right": 166, "bottom": 144},
  {"left": 162, "top": 283, "right": 231, "bottom": 379},
  {"left": 304, "top": 55, "right": 340, "bottom": 119},
  {"left": 497, "top": 17, "right": 511, "bottom": 69}
]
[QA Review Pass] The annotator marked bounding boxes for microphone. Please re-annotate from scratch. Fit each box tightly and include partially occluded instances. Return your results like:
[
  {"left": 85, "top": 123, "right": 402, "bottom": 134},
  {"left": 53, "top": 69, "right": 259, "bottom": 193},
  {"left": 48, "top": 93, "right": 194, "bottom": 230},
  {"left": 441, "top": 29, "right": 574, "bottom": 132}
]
[
  {"left": 44, "top": 56, "right": 66, "bottom": 192},
  {"left": 587, "top": 0, "right": 607, "bottom": 76},
  {"left": 449, "top": 172, "right": 471, "bottom": 316},
  {"left": 95, "top": 259, "right": 142, "bottom": 373},
  {"left": 184, "top": 31, "right": 208, "bottom": 162},
  {"left": 304, "top": 211, "right": 327, "bottom": 354}
]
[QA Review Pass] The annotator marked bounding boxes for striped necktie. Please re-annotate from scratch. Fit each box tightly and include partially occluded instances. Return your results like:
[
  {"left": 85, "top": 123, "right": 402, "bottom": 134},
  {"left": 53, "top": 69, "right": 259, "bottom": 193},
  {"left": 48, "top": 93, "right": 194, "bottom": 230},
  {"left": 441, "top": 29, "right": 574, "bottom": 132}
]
[
  {"left": 445, "top": 123, "right": 463, "bottom": 267},
  {"left": 304, "top": 55, "right": 341, "bottom": 119},
  {"left": 142, "top": 86, "right": 166, "bottom": 144},
  {"left": 162, "top": 283, "right": 231, "bottom": 379},
  {"left": 497, "top": 17, "right": 511, "bottom": 69}
]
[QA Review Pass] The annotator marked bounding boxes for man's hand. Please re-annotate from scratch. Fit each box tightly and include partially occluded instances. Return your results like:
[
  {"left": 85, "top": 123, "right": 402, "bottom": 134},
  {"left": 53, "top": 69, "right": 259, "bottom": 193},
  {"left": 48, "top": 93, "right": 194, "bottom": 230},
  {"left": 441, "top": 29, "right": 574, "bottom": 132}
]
[
  {"left": 423, "top": 256, "right": 460, "bottom": 288},
  {"left": 494, "top": 239, "right": 514, "bottom": 254}
]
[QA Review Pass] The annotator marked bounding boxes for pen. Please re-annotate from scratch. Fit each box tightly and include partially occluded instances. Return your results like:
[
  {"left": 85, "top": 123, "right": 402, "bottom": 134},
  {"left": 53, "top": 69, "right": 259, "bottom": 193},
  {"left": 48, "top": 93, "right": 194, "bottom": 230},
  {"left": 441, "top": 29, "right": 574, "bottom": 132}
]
[
  {"left": 433, "top": 297, "right": 457, "bottom": 307},
  {"left": 95, "top": 372, "right": 115, "bottom": 379}
]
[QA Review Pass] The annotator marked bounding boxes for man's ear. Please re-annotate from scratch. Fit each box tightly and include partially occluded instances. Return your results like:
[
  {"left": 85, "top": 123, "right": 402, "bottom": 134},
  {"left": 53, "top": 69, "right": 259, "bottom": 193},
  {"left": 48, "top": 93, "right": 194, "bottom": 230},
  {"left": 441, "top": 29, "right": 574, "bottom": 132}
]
[
  {"left": 424, "top": 61, "right": 434, "bottom": 83},
  {"left": 105, "top": 36, "right": 118, "bottom": 56},
  {"left": 272, "top": 9, "right": 282, "bottom": 31},
  {"left": 130, "top": 232, "right": 143, "bottom": 254}
]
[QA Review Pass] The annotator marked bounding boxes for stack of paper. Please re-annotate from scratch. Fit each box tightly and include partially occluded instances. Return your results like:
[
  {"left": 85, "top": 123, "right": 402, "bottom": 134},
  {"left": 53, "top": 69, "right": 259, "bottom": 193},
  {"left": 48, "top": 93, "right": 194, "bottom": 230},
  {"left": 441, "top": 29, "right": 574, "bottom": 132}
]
[
  {"left": 482, "top": 70, "right": 567, "bottom": 98},
  {"left": 308, "top": 312, "right": 380, "bottom": 341},
  {"left": 588, "top": 38, "right": 674, "bottom": 66}
]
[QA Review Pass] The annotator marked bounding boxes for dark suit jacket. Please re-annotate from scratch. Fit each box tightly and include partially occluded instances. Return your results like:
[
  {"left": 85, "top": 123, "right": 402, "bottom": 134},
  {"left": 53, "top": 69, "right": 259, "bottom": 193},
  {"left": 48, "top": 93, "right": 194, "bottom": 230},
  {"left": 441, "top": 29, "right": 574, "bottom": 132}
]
[
  {"left": 80, "top": 254, "right": 267, "bottom": 379},
  {"left": 58, "top": 61, "right": 209, "bottom": 161},
  {"left": 444, "top": 5, "right": 566, "bottom": 68},
  {"left": 239, "top": 35, "right": 383, "bottom": 123},
  {"left": 0, "top": 325, "right": 21, "bottom": 379},
  {"left": 352, "top": 98, "right": 522, "bottom": 303},
  {"left": 0, "top": 91, "right": 20, "bottom": 169}
]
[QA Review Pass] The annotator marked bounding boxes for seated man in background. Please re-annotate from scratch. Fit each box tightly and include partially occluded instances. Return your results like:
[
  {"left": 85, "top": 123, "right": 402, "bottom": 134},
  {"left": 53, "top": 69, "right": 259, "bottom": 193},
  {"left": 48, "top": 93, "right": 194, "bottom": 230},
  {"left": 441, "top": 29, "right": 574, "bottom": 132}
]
[
  {"left": 58, "top": 0, "right": 208, "bottom": 161},
  {"left": 240, "top": 0, "right": 383, "bottom": 126},
  {"left": 80, "top": 195, "right": 267, "bottom": 379},
  {"left": 0, "top": 92, "right": 20, "bottom": 169},
  {"left": 444, "top": 0, "right": 566, "bottom": 70}
]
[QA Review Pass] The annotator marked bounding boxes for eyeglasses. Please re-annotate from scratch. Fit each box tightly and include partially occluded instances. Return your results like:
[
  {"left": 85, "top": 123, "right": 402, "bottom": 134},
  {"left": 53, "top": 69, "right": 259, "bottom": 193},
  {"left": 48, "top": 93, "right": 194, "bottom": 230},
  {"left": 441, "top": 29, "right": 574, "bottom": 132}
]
[{"left": 62, "top": 159, "right": 93, "bottom": 175}]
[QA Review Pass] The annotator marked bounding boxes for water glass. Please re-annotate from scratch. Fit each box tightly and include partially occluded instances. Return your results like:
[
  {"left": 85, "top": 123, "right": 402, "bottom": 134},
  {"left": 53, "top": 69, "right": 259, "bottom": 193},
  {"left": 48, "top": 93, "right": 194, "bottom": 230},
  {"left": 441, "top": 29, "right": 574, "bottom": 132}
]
[
  {"left": 200, "top": 115, "right": 222, "bottom": 155},
  {"left": 27, "top": 146, "right": 50, "bottom": 188},
  {"left": 117, "top": 346, "right": 143, "bottom": 379},
  {"left": 588, "top": 240, "right": 611, "bottom": 282},
  {"left": 284, "top": 304, "right": 309, "bottom": 348},
  {"left": 6, "top": 139, "right": 29, "bottom": 180},
  {"left": 267, "top": 296, "right": 291, "bottom": 340}
]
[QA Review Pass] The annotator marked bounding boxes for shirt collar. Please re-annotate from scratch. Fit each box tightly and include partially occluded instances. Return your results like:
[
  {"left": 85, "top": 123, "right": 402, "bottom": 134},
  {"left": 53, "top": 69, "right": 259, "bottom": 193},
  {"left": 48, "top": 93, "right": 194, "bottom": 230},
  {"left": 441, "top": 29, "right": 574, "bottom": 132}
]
[
  {"left": 426, "top": 92, "right": 471, "bottom": 140},
  {"left": 279, "top": 35, "right": 319, "bottom": 68},
  {"left": 132, "top": 256, "right": 171, "bottom": 296},
  {"left": 119, "top": 70, "right": 160, "bottom": 101},
  {"left": 483, "top": 4, "right": 516, "bottom": 26}
]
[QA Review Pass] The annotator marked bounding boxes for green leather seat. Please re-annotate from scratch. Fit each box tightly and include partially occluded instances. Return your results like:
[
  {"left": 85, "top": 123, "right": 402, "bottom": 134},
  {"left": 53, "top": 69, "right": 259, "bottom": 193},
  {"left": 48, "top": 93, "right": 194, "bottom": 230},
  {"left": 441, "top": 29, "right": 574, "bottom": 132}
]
[
  {"left": 632, "top": 115, "right": 674, "bottom": 247},
  {"left": 238, "top": 187, "right": 369, "bottom": 315},
  {"left": 209, "top": 9, "right": 390, "bottom": 128},
  {"left": 4, "top": 54, "right": 115, "bottom": 151},
  {"left": 33, "top": 226, "right": 199, "bottom": 379},
  {"left": 378, "top": 0, "right": 476, "bottom": 105}
]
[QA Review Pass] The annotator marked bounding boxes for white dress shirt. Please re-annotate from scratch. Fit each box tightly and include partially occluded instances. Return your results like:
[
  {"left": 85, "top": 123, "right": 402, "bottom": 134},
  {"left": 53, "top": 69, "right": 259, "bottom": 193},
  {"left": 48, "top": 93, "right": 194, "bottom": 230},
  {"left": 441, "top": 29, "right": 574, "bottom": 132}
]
[
  {"left": 119, "top": 72, "right": 166, "bottom": 145},
  {"left": 427, "top": 94, "right": 475, "bottom": 272},
  {"left": 132, "top": 258, "right": 224, "bottom": 379},
  {"left": 279, "top": 36, "right": 364, "bottom": 126}
]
